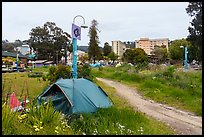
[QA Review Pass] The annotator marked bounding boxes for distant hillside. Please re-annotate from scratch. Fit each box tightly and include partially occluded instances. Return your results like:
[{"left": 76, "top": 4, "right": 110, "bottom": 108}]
[{"left": 78, "top": 46, "right": 89, "bottom": 52}]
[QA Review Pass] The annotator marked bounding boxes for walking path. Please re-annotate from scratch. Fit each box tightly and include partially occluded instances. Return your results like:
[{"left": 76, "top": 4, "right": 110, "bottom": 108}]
[{"left": 96, "top": 78, "right": 202, "bottom": 135}]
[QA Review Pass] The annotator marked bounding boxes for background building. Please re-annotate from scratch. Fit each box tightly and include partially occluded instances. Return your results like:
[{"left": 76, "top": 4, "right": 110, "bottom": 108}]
[
  {"left": 111, "top": 40, "right": 127, "bottom": 59},
  {"left": 135, "top": 38, "right": 169, "bottom": 55}
]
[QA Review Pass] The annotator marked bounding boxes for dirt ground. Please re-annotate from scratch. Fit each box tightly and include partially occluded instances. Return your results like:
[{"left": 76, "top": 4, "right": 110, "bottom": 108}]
[{"left": 96, "top": 78, "right": 202, "bottom": 135}]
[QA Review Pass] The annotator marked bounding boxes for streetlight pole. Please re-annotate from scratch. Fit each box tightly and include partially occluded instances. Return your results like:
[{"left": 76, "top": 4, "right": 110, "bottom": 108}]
[
  {"left": 16, "top": 53, "right": 19, "bottom": 72},
  {"left": 72, "top": 15, "right": 88, "bottom": 79},
  {"left": 184, "top": 46, "right": 189, "bottom": 71},
  {"left": 180, "top": 45, "right": 189, "bottom": 72}
]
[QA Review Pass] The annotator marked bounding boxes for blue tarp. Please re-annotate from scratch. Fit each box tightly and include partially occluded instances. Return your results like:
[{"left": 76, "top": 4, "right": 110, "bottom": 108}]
[
  {"left": 90, "top": 62, "right": 101, "bottom": 67},
  {"left": 37, "top": 78, "right": 112, "bottom": 115}
]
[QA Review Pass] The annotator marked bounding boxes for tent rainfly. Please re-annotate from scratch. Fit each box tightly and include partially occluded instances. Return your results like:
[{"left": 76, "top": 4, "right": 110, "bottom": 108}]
[{"left": 37, "top": 78, "right": 112, "bottom": 115}]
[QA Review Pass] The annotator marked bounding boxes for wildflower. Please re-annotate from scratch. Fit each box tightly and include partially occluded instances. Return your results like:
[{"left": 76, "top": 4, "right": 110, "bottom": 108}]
[
  {"left": 82, "top": 132, "right": 86, "bottom": 135},
  {"left": 21, "top": 114, "right": 27, "bottom": 119},
  {"left": 92, "top": 129, "right": 98, "bottom": 135},
  {"left": 40, "top": 127, "right": 43, "bottom": 129},
  {"left": 18, "top": 115, "right": 22, "bottom": 120},
  {"left": 55, "top": 126, "right": 59, "bottom": 130},
  {"left": 79, "top": 114, "right": 84, "bottom": 121},
  {"left": 66, "top": 125, "right": 71, "bottom": 128},
  {"left": 105, "top": 130, "right": 109, "bottom": 134},
  {"left": 33, "top": 125, "right": 38, "bottom": 128},
  {"left": 55, "top": 130, "right": 59, "bottom": 134},
  {"left": 35, "top": 128, "right": 40, "bottom": 132},
  {"left": 127, "top": 129, "right": 133, "bottom": 134}
]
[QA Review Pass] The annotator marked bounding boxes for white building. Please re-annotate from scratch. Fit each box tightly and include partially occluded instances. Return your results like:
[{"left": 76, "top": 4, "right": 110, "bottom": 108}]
[{"left": 111, "top": 40, "right": 127, "bottom": 59}]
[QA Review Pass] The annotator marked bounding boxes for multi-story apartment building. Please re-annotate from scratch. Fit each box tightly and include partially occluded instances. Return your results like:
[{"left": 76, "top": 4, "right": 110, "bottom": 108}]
[
  {"left": 135, "top": 38, "right": 169, "bottom": 55},
  {"left": 112, "top": 40, "right": 127, "bottom": 59},
  {"left": 112, "top": 38, "right": 169, "bottom": 59}
]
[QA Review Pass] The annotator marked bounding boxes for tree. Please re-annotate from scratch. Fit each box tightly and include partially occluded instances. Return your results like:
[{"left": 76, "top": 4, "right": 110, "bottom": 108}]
[
  {"left": 107, "top": 51, "right": 118, "bottom": 63},
  {"left": 151, "top": 45, "right": 168, "bottom": 64},
  {"left": 122, "top": 48, "right": 148, "bottom": 65},
  {"left": 29, "top": 22, "right": 71, "bottom": 63},
  {"left": 186, "top": 2, "right": 202, "bottom": 62},
  {"left": 103, "top": 42, "right": 112, "bottom": 56},
  {"left": 88, "top": 19, "right": 102, "bottom": 63},
  {"left": 169, "top": 39, "right": 191, "bottom": 61},
  {"left": 2, "top": 42, "right": 15, "bottom": 52}
]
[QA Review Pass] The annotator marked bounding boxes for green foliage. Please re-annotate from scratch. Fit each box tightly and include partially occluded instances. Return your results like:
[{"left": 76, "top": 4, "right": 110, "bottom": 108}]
[
  {"left": 27, "top": 100, "right": 60, "bottom": 126},
  {"left": 186, "top": 2, "right": 202, "bottom": 62},
  {"left": 103, "top": 42, "right": 112, "bottom": 56},
  {"left": 29, "top": 21, "right": 71, "bottom": 62},
  {"left": 169, "top": 39, "right": 191, "bottom": 61},
  {"left": 46, "top": 65, "right": 72, "bottom": 83},
  {"left": 46, "top": 64, "right": 93, "bottom": 82},
  {"left": 78, "top": 64, "right": 92, "bottom": 79},
  {"left": 107, "top": 51, "right": 118, "bottom": 63},
  {"left": 28, "top": 72, "right": 43, "bottom": 78},
  {"left": 122, "top": 48, "right": 148, "bottom": 65},
  {"left": 70, "top": 106, "right": 174, "bottom": 135},
  {"left": 98, "top": 66, "right": 103, "bottom": 71},
  {"left": 88, "top": 19, "right": 102, "bottom": 63},
  {"left": 151, "top": 46, "right": 168, "bottom": 64},
  {"left": 2, "top": 42, "right": 15, "bottom": 52},
  {"left": 2, "top": 103, "right": 18, "bottom": 134},
  {"left": 162, "top": 66, "right": 176, "bottom": 79},
  {"left": 2, "top": 100, "right": 73, "bottom": 135},
  {"left": 135, "top": 62, "right": 149, "bottom": 73},
  {"left": 91, "top": 65, "right": 202, "bottom": 116}
]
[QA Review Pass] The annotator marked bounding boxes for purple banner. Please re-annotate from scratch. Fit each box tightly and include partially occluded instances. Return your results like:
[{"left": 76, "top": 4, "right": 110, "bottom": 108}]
[{"left": 72, "top": 23, "right": 81, "bottom": 40}]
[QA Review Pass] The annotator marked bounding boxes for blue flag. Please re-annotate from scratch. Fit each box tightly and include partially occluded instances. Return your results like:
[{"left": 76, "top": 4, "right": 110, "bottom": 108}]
[{"left": 72, "top": 23, "right": 81, "bottom": 40}]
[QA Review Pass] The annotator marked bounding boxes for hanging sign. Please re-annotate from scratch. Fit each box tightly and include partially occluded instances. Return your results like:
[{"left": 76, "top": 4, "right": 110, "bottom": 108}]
[{"left": 72, "top": 23, "right": 81, "bottom": 40}]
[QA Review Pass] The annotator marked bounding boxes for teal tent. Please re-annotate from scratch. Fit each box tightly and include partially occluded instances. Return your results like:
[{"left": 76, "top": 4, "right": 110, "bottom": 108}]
[{"left": 37, "top": 78, "right": 112, "bottom": 115}]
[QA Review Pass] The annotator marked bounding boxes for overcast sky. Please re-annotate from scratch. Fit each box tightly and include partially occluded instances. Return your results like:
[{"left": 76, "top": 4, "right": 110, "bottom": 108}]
[{"left": 2, "top": 2, "right": 191, "bottom": 47}]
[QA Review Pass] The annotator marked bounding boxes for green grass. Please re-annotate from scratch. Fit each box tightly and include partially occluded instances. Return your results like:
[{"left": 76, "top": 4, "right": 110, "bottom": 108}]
[
  {"left": 2, "top": 66, "right": 175, "bottom": 135},
  {"left": 2, "top": 72, "right": 49, "bottom": 102},
  {"left": 69, "top": 79, "right": 175, "bottom": 135},
  {"left": 91, "top": 65, "right": 202, "bottom": 116}
]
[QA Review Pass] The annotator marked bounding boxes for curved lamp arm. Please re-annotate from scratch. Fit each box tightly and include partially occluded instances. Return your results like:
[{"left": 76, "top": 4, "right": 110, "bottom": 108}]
[{"left": 73, "top": 15, "right": 88, "bottom": 28}]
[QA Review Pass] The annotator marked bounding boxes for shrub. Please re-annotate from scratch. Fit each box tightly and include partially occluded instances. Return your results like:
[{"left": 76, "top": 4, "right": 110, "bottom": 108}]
[
  {"left": 47, "top": 65, "right": 72, "bottom": 83},
  {"left": 162, "top": 66, "right": 176, "bottom": 79},
  {"left": 78, "top": 64, "right": 91, "bottom": 78},
  {"left": 135, "top": 62, "right": 148, "bottom": 72}
]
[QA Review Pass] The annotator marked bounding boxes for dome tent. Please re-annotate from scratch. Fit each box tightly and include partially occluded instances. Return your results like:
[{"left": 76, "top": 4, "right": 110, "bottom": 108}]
[{"left": 37, "top": 78, "right": 112, "bottom": 115}]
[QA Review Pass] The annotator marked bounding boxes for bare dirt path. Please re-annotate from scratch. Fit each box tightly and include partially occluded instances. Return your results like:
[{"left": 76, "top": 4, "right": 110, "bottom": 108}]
[{"left": 96, "top": 77, "right": 202, "bottom": 135}]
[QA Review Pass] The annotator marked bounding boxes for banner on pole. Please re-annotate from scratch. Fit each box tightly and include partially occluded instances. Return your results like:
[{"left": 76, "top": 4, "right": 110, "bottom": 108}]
[{"left": 72, "top": 23, "right": 81, "bottom": 40}]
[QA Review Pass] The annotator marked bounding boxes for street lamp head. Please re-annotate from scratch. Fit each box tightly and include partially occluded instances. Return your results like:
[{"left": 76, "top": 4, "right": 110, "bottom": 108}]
[{"left": 81, "top": 25, "right": 88, "bottom": 29}]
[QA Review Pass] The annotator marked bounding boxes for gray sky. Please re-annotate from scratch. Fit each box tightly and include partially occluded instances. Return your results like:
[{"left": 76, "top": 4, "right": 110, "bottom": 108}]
[{"left": 2, "top": 2, "right": 191, "bottom": 47}]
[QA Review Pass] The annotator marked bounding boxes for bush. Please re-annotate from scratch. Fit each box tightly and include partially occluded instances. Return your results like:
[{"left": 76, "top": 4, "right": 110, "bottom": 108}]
[
  {"left": 162, "top": 66, "right": 176, "bottom": 79},
  {"left": 135, "top": 62, "right": 148, "bottom": 72},
  {"left": 47, "top": 65, "right": 72, "bottom": 83},
  {"left": 78, "top": 64, "right": 92, "bottom": 79}
]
